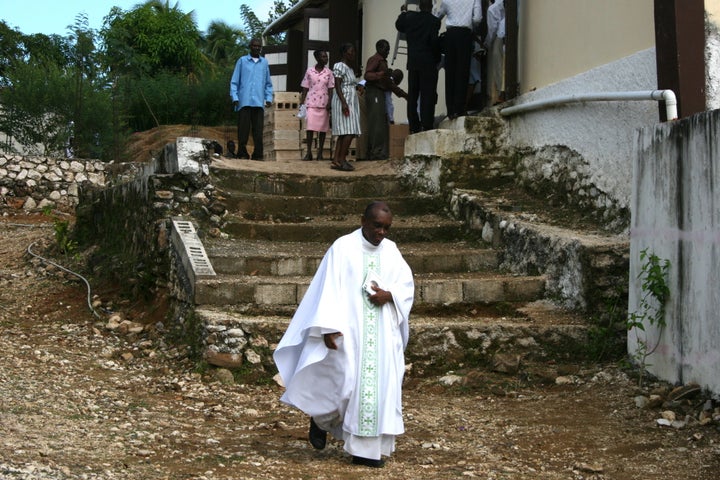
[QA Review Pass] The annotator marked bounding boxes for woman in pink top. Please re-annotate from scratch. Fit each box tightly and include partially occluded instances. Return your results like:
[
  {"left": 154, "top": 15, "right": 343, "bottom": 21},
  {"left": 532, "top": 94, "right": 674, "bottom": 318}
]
[{"left": 300, "top": 50, "right": 335, "bottom": 160}]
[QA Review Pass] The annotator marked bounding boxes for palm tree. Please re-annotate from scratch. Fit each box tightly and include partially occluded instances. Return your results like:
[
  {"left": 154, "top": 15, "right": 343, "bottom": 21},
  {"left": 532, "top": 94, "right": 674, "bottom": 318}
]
[{"left": 204, "top": 21, "right": 247, "bottom": 67}]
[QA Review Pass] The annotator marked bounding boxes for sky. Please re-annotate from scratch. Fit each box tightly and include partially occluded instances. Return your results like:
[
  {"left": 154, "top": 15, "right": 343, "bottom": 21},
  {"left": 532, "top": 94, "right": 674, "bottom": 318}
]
[{"left": 1, "top": 0, "right": 277, "bottom": 36}]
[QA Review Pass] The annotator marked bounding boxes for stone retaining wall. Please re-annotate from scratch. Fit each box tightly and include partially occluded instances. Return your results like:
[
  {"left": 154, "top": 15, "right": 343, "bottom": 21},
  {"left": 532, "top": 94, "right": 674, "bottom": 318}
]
[
  {"left": 0, "top": 154, "right": 106, "bottom": 211},
  {"left": 449, "top": 189, "right": 629, "bottom": 314},
  {"left": 514, "top": 145, "right": 630, "bottom": 233},
  {"left": 72, "top": 137, "right": 225, "bottom": 307}
]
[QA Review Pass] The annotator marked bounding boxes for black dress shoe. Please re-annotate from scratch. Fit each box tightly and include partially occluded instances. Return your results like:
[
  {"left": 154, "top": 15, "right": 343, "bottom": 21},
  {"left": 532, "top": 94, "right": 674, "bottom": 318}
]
[
  {"left": 352, "top": 456, "right": 385, "bottom": 468},
  {"left": 308, "top": 418, "right": 327, "bottom": 450}
]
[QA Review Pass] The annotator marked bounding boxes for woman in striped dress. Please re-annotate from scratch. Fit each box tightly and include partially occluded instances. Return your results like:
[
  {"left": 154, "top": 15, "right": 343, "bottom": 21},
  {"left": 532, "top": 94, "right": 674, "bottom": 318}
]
[{"left": 331, "top": 43, "right": 361, "bottom": 172}]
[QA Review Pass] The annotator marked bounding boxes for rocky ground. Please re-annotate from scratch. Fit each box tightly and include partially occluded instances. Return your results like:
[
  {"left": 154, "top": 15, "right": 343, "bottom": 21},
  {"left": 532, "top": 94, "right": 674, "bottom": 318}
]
[{"left": 1, "top": 211, "right": 719, "bottom": 480}]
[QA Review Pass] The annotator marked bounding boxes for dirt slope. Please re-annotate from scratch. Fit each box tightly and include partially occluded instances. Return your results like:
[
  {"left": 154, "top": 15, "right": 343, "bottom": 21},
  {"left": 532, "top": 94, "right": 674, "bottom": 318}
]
[
  {"left": 1, "top": 212, "right": 719, "bottom": 479},
  {"left": 125, "top": 125, "right": 237, "bottom": 163}
]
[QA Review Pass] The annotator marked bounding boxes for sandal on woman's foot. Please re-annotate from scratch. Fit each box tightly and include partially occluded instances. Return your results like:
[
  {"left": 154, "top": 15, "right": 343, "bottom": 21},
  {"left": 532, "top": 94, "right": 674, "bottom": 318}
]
[
  {"left": 339, "top": 161, "right": 355, "bottom": 171},
  {"left": 330, "top": 162, "right": 342, "bottom": 170}
]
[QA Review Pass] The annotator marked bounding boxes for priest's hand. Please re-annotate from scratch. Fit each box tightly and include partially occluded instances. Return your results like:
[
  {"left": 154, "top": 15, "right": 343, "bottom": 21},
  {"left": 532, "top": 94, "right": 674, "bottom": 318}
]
[
  {"left": 368, "top": 286, "right": 393, "bottom": 306},
  {"left": 324, "top": 332, "right": 343, "bottom": 350}
]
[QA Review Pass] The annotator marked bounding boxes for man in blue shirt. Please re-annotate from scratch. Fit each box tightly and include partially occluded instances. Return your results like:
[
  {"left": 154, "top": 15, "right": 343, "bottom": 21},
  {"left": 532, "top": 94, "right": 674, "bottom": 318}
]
[{"left": 230, "top": 38, "right": 274, "bottom": 160}]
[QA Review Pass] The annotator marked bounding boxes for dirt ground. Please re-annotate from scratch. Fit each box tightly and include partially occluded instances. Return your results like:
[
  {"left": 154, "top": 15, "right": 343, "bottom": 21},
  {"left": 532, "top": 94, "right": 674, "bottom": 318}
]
[
  {"left": 1, "top": 212, "right": 719, "bottom": 480},
  {"left": 125, "top": 125, "right": 237, "bottom": 163}
]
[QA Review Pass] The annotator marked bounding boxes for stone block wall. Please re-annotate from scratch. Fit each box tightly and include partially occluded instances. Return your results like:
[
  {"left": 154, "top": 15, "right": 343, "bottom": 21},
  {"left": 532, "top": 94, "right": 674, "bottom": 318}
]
[
  {"left": 449, "top": 189, "right": 629, "bottom": 314},
  {"left": 0, "top": 154, "right": 106, "bottom": 211},
  {"left": 72, "top": 138, "right": 225, "bottom": 300},
  {"left": 514, "top": 145, "right": 630, "bottom": 233}
]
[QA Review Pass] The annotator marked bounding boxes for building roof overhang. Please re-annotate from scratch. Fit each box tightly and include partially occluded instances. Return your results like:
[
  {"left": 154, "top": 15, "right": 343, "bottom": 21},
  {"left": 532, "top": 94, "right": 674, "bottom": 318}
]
[{"left": 262, "top": 0, "right": 329, "bottom": 37}]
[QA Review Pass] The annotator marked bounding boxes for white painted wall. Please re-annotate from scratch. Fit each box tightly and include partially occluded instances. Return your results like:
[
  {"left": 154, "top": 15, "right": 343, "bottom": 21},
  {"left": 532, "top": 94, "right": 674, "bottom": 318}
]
[
  {"left": 706, "top": 2, "right": 720, "bottom": 110},
  {"left": 630, "top": 110, "right": 720, "bottom": 396},
  {"left": 505, "top": 48, "right": 659, "bottom": 212},
  {"left": 518, "top": 0, "right": 655, "bottom": 95},
  {"left": 502, "top": 2, "right": 720, "bottom": 219}
]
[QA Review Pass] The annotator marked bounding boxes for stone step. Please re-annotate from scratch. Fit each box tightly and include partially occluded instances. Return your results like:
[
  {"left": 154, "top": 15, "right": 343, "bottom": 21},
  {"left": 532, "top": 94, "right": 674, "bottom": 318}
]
[
  {"left": 203, "top": 239, "right": 499, "bottom": 276},
  {"left": 193, "top": 272, "right": 545, "bottom": 308},
  {"left": 405, "top": 115, "right": 508, "bottom": 158},
  {"left": 221, "top": 213, "right": 470, "bottom": 243},
  {"left": 211, "top": 166, "right": 409, "bottom": 198},
  {"left": 219, "top": 192, "right": 443, "bottom": 217},
  {"left": 193, "top": 300, "right": 592, "bottom": 374},
  {"left": 448, "top": 187, "right": 629, "bottom": 312},
  {"left": 401, "top": 153, "right": 517, "bottom": 192}
]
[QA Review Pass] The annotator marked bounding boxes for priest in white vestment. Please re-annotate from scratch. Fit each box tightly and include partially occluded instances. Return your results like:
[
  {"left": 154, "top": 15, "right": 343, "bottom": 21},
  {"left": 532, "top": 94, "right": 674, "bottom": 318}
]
[{"left": 274, "top": 201, "right": 415, "bottom": 468}]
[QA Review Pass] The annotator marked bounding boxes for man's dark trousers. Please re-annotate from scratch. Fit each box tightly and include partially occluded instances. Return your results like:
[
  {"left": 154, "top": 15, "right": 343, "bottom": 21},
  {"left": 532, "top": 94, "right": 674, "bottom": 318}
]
[
  {"left": 237, "top": 106, "right": 264, "bottom": 159},
  {"left": 443, "top": 26, "right": 473, "bottom": 118},
  {"left": 407, "top": 68, "right": 438, "bottom": 133}
]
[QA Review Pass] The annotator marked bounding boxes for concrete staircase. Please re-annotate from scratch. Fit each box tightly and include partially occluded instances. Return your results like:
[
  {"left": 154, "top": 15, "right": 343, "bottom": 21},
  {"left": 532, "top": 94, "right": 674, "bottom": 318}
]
[{"left": 183, "top": 114, "right": 619, "bottom": 380}]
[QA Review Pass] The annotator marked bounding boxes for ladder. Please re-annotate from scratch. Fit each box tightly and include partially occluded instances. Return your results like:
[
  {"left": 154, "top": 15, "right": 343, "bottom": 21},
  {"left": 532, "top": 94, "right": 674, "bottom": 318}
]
[{"left": 391, "top": 0, "right": 421, "bottom": 65}]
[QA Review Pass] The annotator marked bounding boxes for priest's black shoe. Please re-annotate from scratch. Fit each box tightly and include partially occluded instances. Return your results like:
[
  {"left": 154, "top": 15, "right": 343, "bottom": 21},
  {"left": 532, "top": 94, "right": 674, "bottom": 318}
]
[
  {"left": 308, "top": 418, "right": 327, "bottom": 450},
  {"left": 351, "top": 456, "right": 385, "bottom": 468}
]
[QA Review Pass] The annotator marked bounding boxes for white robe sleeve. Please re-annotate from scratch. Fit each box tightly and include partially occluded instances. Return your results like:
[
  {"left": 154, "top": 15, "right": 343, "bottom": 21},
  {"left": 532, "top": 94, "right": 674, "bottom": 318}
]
[{"left": 273, "top": 240, "right": 350, "bottom": 385}]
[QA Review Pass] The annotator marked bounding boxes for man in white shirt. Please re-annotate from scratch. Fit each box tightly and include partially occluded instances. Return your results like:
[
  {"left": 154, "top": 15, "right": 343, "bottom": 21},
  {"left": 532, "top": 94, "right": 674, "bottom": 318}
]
[
  {"left": 274, "top": 201, "right": 415, "bottom": 468},
  {"left": 485, "top": 0, "right": 506, "bottom": 105},
  {"left": 435, "top": 0, "right": 483, "bottom": 119}
]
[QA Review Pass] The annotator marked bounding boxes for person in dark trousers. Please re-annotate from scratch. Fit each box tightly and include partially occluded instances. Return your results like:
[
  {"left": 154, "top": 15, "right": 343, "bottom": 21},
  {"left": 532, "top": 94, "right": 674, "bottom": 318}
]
[
  {"left": 363, "top": 39, "right": 407, "bottom": 160},
  {"left": 230, "top": 38, "right": 274, "bottom": 160},
  {"left": 434, "top": 0, "right": 482, "bottom": 120},
  {"left": 395, "top": 0, "right": 441, "bottom": 133}
]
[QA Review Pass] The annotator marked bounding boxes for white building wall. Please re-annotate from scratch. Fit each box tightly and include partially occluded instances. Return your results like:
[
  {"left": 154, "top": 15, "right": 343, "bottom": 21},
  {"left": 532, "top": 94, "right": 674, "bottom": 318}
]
[
  {"left": 505, "top": 48, "right": 659, "bottom": 212},
  {"left": 518, "top": 0, "right": 655, "bottom": 95}
]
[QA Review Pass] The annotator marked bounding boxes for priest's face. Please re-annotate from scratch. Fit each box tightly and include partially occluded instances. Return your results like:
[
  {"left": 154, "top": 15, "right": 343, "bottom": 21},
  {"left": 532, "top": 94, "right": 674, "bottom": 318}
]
[{"left": 361, "top": 209, "right": 392, "bottom": 246}]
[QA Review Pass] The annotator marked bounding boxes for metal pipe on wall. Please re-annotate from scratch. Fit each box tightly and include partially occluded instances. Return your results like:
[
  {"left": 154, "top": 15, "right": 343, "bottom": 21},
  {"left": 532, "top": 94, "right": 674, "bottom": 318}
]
[{"left": 499, "top": 90, "right": 678, "bottom": 121}]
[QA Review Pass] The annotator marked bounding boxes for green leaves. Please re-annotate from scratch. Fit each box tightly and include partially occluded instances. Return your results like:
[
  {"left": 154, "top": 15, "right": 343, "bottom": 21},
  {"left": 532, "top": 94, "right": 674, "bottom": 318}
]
[
  {"left": 101, "top": 1, "right": 203, "bottom": 77},
  {"left": 1, "top": 1, "right": 298, "bottom": 161},
  {"left": 628, "top": 248, "right": 671, "bottom": 387}
]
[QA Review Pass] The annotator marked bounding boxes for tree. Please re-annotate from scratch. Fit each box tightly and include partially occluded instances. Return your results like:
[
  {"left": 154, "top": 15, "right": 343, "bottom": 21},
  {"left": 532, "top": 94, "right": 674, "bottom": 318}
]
[
  {"left": 0, "top": 60, "right": 73, "bottom": 156},
  {"left": 67, "top": 14, "right": 99, "bottom": 157},
  {"left": 203, "top": 21, "right": 247, "bottom": 67},
  {"left": 0, "top": 21, "right": 23, "bottom": 85},
  {"left": 240, "top": 0, "right": 300, "bottom": 44},
  {"left": 0, "top": 28, "right": 75, "bottom": 156},
  {"left": 0, "top": 18, "right": 115, "bottom": 159},
  {"left": 101, "top": 0, "right": 203, "bottom": 77}
]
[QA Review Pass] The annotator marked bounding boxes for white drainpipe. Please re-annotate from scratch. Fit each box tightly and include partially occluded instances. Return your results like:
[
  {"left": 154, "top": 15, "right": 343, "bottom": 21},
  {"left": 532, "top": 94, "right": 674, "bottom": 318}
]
[{"left": 499, "top": 90, "right": 678, "bottom": 121}]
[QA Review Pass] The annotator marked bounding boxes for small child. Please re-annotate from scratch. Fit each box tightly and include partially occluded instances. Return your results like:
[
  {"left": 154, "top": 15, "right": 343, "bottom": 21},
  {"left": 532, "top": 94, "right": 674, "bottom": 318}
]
[{"left": 385, "top": 69, "right": 404, "bottom": 124}]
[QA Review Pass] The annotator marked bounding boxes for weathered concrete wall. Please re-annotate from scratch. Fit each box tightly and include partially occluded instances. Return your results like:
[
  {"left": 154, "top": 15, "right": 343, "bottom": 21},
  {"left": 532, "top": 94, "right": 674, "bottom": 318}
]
[
  {"left": 505, "top": 48, "right": 659, "bottom": 217},
  {"left": 631, "top": 109, "right": 720, "bottom": 396}
]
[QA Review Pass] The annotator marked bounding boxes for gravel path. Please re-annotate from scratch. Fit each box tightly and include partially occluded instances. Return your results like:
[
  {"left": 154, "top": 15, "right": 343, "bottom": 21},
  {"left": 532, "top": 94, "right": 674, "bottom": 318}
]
[{"left": 1, "top": 213, "right": 719, "bottom": 479}]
